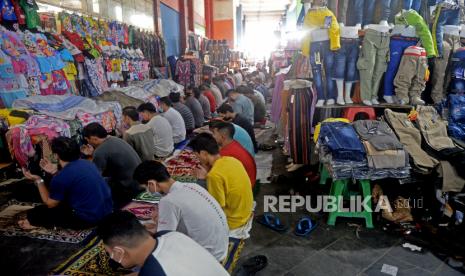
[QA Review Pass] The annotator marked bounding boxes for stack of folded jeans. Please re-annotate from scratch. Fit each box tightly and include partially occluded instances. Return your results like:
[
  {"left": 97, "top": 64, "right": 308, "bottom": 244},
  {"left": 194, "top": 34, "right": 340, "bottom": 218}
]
[
  {"left": 447, "top": 94, "right": 465, "bottom": 141},
  {"left": 318, "top": 121, "right": 410, "bottom": 180}
]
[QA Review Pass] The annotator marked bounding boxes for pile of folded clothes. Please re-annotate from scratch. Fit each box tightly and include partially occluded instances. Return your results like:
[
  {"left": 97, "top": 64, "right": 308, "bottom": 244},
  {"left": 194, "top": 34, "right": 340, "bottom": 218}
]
[{"left": 318, "top": 121, "right": 410, "bottom": 180}]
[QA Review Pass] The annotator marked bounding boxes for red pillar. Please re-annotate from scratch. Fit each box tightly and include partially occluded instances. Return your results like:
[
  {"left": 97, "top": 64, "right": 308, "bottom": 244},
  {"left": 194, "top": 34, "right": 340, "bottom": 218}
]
[
  {"left": 205, "top": 0, "right": 213, "bottom": 38},
  {"left": 153, "top": 0, "right": 162, "bottom": 34},
  {"left": 178, "top": 0, "right": 188, "bottom": 54},
  {"left": 187, "top": 0, "right": 194, "bottom": 32}
]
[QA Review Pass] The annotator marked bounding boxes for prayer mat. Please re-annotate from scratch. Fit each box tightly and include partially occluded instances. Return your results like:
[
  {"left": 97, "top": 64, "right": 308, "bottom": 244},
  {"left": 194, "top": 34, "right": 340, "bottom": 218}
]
[
  {"left": 164, "top": 149, "right": 199, "bottom": 183},
  {"left": 122, "top": 201, "right": 158, "bottom": 221},
  {"left": 222, "top": 237, "right": 246, "bottom": 274},
  {"left": 133, "top": 191, "right": 161, "bottom": 204},
  {"left": 52, "top": 237, "right": 133, "bottom": 276},
  {"left": 0, "top": 200, "right": 94, "bottom": 244}
]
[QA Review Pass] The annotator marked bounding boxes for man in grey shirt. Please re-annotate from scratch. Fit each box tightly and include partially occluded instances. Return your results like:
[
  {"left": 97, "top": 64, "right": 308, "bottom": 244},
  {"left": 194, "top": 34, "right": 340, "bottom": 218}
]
[
  {"left": 194, "top": 87, "right": 212, "bottom": 119},
  {"left": 159, "top": 97, "right": 186, "bottom": 144},
  {"left": 122, "top": 107, "right": 156, "bottom": 161},
  {"left": 137, "top": 103, "right": 174, "bottom": 157},
  {"left": 169, "top": 92, "right": 195, "bottom": 134},
  {"left": 134, "top": 161, "right": 229, "bottom": 261},
  {"left": 185, "top": 86, "right": 205, "bottom": 128},
  {"left": 82, "top": 123, "right": 142, "bottom": 208},
  {"left": 226, "top": 88, "right": 254, "bottom": 124}
]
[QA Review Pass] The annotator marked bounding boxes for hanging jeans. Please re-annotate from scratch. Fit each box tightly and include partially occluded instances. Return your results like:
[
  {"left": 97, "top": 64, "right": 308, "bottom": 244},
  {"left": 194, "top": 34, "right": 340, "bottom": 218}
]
[
  {"left": 337, "top": 0, "right": 366, "bottom": 25},
  {"left": 362, "top": 0, "right": 376, "bottom": 26},
  {"left": 384, "top": 36, "right": 419, "bottom": 97},
  {"left": 431, "top": 33, "right": 461, "bottom": 103},
  {"left": 432, "top": 6, "right": 460, "bottom": 56},
  {"left": 357, "top": 29, "right": 390, "bottom": 101},
  {"left": 310, "top": 40, "right": 337, "bottom": 101},
  {"left": 363, "top": 0, "right": 397, "bottom": 25},
  {"left": 384, "top": 109, "right": 439, "bottom": 172},
  {"left": 394, "top": 46, "right": 429, "bottom": 103},
  {"left": 333, "top": 38, "right": 360, "bottom": 83},
  {"left": 403, "top": 0, "right": 422, "bottom": 12},
  {"left": 381, "top": 0, "right": 400, "bottom": 22}
]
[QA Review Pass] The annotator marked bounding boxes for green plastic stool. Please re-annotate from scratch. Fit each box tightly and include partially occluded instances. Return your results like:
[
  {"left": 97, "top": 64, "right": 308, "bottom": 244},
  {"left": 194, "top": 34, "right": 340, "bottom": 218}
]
[{"left": 320, "top": 165, "right": 374, "bottom": 228}]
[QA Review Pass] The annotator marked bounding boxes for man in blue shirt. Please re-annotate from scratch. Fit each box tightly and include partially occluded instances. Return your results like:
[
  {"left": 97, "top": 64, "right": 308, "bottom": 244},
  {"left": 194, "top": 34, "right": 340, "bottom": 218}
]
[{"left": 20, "top": 137, "right": 113, "bottom": 230}]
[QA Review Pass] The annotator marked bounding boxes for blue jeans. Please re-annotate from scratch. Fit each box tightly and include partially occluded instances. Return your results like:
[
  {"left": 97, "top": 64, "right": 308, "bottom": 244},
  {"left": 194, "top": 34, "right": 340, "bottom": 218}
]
[
  {"left": 433, "top": 7, "right": 460, "bottom": 56},
  {"left": 381, "top": 0, "right": 399, "bottom": 22},
  {"left": 319, "top": 122, "right": 366, "bottom": 162},
  {"left": 363, "top": 0, "right": 397, "bottom": 25},
  {"left": 362, "top": 0, "right": 376, "bottom": 26},
  {"left": 384, "top": 36, "right": 418, "bottom": 96},
  {"left": 333, "top": 38, "right": 360, "bottom": 83},
  {"left": 403, "top": 0, "right": 422, "bottom": 11},
  {"left": 310, "top": 40, "right": 336, "bottom": 101},
  {"left": 352, "top": 0, "right": 365, "bottom": 25}
]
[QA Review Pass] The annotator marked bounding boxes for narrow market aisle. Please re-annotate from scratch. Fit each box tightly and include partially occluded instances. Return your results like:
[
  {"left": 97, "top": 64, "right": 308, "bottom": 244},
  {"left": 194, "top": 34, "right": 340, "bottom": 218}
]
[{"left": 236, "top": 128, "right": 463, "bottom": 276}]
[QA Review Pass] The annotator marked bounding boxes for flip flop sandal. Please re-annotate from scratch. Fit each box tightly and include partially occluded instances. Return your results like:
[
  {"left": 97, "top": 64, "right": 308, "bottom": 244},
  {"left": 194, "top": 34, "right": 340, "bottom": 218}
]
[
  {"left": 241, "top": 255, "right": 268, "bottom": 274},
  {"left": 294, "top": 217, "right": 317, "bottom": 237},
  {"left": 256, "top": 213, "right": 288, "bottom": 233}
]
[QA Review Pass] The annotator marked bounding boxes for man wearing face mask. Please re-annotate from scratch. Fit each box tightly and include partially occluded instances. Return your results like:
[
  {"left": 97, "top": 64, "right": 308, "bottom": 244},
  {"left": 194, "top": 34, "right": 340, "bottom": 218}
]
[
  {"left": 97, "top": 211, "right": 229, "bottom": 276},
  {"left": 133, "top": 161, "right": 229, "bottom": 261},
  {"left": 20, "top": 137, "right": 113, "bottom": 230}
]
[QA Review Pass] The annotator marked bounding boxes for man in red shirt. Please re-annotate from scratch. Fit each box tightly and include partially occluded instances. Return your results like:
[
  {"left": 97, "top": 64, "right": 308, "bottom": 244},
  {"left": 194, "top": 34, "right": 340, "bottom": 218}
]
[
  {"left": 200, "top": 85, "right": 217, "bottom": 113},
  {"left": 210, "top": 121, "right": 257, "bottom": 188}
]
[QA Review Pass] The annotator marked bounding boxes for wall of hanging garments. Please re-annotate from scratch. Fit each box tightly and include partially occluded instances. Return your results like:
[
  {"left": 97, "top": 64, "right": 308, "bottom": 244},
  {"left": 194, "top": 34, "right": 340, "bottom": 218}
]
[
  {"left": 0, "top": 4, "right": 167, "bottom": 108},
  {"left": 293, "top": 0, "right": 465, "bottom": 108}
]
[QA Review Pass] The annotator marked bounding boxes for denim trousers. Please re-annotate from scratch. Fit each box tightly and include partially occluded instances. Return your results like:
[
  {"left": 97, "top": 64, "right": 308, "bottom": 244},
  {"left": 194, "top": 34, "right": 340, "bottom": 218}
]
[
  {"left": 310, "top": 40, "right": 336, "bottom": 101},
  {"left": 319, "top": 122, "right": 366, "bottom": 162},
  {"left": 333, "top": 38, "right": 360, "bottom": 83},
  {"left": 362, "top": 0, "right": 399, "bottom": 25},
  {"left": 403, "top": 0, "right": 422, "bottom": 11},
  {"left": 432, "top": 6, "right": 460, "bottom": 56},
  {"left": 450, "top": 47, "right": 465, "bottom": 93},
  {"left": 330, "top": 0, "right": 359, "bottom": 25},
  {"left": 384, "top": 36, "right": 418, "bottom": 96}
]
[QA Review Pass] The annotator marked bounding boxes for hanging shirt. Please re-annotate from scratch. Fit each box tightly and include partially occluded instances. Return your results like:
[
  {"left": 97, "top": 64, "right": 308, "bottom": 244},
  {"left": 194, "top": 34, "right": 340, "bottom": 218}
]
[
  {"left": 19, "top": 0, "right": 40, "bottom": 29},
  {"left": 301, "top": 7, "right": 341, "bottom": 56}
]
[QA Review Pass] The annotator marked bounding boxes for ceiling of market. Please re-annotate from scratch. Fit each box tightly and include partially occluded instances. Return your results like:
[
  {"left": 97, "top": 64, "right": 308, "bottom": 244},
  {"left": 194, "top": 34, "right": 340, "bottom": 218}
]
[{"left": 240, "top": 0, "right": 291, "bottom": 22}]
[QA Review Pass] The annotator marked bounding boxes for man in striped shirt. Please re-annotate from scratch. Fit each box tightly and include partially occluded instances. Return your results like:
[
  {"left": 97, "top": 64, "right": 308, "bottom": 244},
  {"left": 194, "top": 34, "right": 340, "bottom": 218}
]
[{"left": 169, "top": 92, "right": 195, "bottom": 134}]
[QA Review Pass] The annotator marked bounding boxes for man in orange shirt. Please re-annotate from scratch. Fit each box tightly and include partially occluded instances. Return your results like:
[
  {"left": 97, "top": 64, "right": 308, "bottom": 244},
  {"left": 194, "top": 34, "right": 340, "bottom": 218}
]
[{"left": 210, "top": 121, "right": 257, "bottom": 188}]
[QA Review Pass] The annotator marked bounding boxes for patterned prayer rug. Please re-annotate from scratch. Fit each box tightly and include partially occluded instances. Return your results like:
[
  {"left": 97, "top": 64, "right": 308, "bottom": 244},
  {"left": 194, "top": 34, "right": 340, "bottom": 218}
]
[
  {"left": 52, "top": 237, "right": 133, "bottom": 276},
  {"left": 0, "top": 200, "right": 94, "bottom": 243}
]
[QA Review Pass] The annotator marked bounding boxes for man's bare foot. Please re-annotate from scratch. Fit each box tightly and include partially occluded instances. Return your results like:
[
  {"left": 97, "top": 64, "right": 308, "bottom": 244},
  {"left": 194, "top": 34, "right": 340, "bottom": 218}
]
[{"left": 18, "top": 219, "right": 38, "bottom": 230}]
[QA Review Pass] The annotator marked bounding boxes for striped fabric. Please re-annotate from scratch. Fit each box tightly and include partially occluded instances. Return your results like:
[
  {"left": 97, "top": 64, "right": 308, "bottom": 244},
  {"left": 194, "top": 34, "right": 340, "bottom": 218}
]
[
  {"left": 288, "top": 86, "right": 315, "bottom": 165},
  {"left": 173, "top": 102, "right": 195, "bottom": 130}
]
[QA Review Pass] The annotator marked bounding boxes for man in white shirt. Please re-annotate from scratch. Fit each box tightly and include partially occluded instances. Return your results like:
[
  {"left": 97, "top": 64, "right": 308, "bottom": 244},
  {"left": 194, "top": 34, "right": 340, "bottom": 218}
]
[
  {"left": 137, "top": 103, "right": 174, "bottom": 158},
  {"left": 134, "top": 161, "right": 229, "bottom": 261},
  {"left": 159, "top": 97, "right": 186, "bottom": 145},
  {"left": 97, "top": 211, "right": 228, "bottom": 276}
]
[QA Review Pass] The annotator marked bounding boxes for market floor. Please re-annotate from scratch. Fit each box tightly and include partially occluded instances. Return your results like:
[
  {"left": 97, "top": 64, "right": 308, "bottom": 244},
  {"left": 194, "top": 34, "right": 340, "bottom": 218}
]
[{"left": 235, "top": 128, "right": 465, "bottom": 276}]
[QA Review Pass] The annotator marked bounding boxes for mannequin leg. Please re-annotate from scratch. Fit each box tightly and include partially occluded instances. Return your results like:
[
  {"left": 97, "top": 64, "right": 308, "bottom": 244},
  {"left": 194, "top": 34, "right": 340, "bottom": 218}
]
[
  {"left": 345, "top": 82, "right": 353, "bottom": 104},
  {"left": 336, "top": 79, "right": 345, "bottom": 105}
]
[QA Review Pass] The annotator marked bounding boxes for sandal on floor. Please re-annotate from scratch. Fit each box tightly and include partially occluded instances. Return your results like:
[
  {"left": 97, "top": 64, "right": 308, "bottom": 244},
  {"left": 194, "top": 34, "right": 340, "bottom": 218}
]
[
  {"left": 241, "top": 255, "right": 268, "bottom": 274},
  {"left": 294, "top": 217, "right": 317, "bottom": 237},
  {"left": 256, "top": 213, "right": 288, "bottom": 233},
  {"left": 259, "top": 144, "right": 276, "bottom": 151}
]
